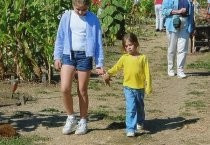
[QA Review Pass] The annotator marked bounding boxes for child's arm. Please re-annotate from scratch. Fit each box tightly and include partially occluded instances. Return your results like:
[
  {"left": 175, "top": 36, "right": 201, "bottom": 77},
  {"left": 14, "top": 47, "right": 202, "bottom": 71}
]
[
  {"left": 144, "top": 56, "right": 152, "bottom": 95},
  {"left": 102, "top": 55, "right": 124, "bottom": 86}
]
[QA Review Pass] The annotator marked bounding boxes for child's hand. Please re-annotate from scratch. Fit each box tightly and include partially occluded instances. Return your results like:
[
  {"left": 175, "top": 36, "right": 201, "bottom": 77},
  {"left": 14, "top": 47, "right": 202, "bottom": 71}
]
[{"left": 102, "top": 73, "right": 111, "bottom": 86}]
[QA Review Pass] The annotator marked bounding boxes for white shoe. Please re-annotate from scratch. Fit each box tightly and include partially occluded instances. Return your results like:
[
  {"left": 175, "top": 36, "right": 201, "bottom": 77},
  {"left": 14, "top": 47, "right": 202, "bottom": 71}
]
[
  {"left": 137, "top": 123, "right": 143, "bottom": 130},
  {"left": 62, "top": 117, "right": 77, "bottom": 135},
  {"left": 126, "top": 132, "right": 135, "bottom": 137},
  {"left": 168, "top": 70, "right": 175, "bottom": 77},
  {"left": 75, "top": 121, "right": 88, "bottom": 135},
  {"left": 177, "top": 71, "right": 187, "bottom": 78}
]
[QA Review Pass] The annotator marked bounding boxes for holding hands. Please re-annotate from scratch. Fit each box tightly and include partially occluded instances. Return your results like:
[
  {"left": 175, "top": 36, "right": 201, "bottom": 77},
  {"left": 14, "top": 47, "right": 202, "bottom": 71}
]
[
  {"left": 95, "top": 67, "right": 111, "bottom": 86},
  {"left": 102, "top": 73, "right": 111, "bottom": 86}
]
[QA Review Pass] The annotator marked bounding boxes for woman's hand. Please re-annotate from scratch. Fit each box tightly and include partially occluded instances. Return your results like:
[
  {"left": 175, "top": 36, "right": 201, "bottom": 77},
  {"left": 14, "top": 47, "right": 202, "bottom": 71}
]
[
  {"left": 171, "top": 8, "right": 186, "bottom": 15},
  {"left": 96, "top": 67, "right": 105, "bottom": 75},
  {"left": 179, "top": 8, "right": 186, "bottom": 14},
  {"left": 54, "top": 59, "right": 62, "bottom": 71}
]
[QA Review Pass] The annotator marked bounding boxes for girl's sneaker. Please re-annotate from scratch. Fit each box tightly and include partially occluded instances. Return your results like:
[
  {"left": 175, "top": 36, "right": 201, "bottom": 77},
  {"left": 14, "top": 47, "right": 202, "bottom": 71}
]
[
  {"left": 62, "top": 117, "right": 77, "bottom": 135},
  {"left": 126, "top": 132, "right": 135, "bottom": 137},
  {"left": 75, "top": 121, "right": 88, "bottom": 135},
  {"left": 137, "top": 123, "right": 144, "bottom": 130}
]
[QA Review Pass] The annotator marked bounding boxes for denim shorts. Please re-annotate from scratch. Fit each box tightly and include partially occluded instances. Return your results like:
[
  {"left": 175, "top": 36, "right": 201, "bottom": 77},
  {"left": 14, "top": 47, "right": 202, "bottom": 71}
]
[{"left": 62, "top": 51, "right": 93, "bottom": 71}]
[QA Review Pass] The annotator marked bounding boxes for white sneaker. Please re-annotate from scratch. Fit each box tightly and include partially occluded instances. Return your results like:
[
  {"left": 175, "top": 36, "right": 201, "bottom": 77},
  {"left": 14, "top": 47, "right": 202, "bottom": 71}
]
[
  {"left": 168, "top": 70, "right": 175, "bottom": 77},
  {"left": 62, "top": 117, "right": 77, "bottom": 135},
  {"left": 137, "top": 123, "right": 143, "bottom": 130},
  {"left": 75, "top": 121, "right": 88, "bottom": 135},
  {"left": 126, "top": 132, "right": 135, "bottom": 137},
  {"left": 177, "top": 71, "right": 187, "bottom": 78}
]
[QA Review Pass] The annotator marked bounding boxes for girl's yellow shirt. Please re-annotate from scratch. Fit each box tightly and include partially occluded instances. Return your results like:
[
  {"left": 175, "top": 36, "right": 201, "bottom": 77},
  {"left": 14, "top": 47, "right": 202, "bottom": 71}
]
[{"left": 107, "top": 54, "right": 152, "bottom": 94}]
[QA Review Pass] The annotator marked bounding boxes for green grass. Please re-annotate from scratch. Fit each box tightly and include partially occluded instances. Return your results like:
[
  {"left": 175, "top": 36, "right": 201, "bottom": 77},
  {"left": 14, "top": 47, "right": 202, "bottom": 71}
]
[
  {"left": 90, "top": 109, "right": 125, "bottom": 121},
  {"left": 103, "top": 92, "right": 120, "bottom": 97},
  {"left": 147, "top": 109, "right": 162, "bottom": 114},
  {"left": 185, "top": 100, "right": 206, "bottom": 109},
  {"left": 107, "top": 114, "right": 125, "bottom": 121},
  {"left": 88, "top": 80, "right": 102, "bottom": 90},
  {"left": 187, "top": 91, "right": 204, "bottom": 96},
  {"left": 179, "top": 112, "right": 194, "bottom": 117},
  {"left": 89, "top": 109, "right": 109, "bottom": 119},
  {"left": 40, "top": 108, "right": 60, "bottom": 114},
  {"left": 187, "top": 60, "right": 210, "bottom": 70},
  {"left": 96, "top": 97, "right": 107, "bottom": 101},
  {"left": 0, "top": 135, "right": 49, "bottom": 145}
]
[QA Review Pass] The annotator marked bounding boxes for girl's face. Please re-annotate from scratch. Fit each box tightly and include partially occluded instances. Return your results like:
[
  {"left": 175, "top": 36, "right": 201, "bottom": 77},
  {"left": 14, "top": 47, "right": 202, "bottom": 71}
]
[
  {"left": 73, "top": 3, "right": 88, "bottom": 16},
  {"left": 124, "top": 40, "right": 138, "bottom": 55}
]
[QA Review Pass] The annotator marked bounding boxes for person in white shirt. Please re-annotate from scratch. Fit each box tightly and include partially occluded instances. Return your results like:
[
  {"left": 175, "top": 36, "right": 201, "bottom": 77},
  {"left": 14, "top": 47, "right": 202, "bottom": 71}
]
[{"left": 54, "top": 0, "right": 104, "bottom": 135}]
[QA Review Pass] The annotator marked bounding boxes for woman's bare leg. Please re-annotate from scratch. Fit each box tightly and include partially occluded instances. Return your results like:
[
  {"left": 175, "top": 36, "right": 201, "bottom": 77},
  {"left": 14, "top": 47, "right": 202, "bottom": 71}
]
[
  {"left": 60, "top": 65, "right": 76, "bottom": 115},
  {"left": 77, "top": 70, "right": 91, "bottom": 118}
]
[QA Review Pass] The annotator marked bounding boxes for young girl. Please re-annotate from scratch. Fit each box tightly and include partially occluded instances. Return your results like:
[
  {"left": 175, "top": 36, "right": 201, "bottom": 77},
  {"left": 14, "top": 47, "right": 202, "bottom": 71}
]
[
  {"left": 54, "top": 0, "right": 104, "bottom": 135},
  {"left": 103, "top": 33, "right": 152, "bottom": 137}
]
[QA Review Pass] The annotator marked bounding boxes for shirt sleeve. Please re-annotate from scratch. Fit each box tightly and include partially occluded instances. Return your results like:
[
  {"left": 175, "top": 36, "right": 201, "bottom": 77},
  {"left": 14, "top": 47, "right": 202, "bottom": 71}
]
[
  {"left": 162, "top": 0, "right": 173, "bottom": 17},
  {"left": 107, "top": 55, "right": 124, "bottom": 76},
  {"left": 94, "top": 17, "right": 104, "bottom": 68},
  {"left": 53, "top": 11, "right": 68, "bottom": 60},
  {"left": 144, "top": 56, "right": 152, "bottom": 95}
]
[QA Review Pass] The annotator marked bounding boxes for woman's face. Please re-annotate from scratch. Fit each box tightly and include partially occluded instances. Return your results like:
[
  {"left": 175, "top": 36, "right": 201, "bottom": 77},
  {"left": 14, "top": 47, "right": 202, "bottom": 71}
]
[{"left": 73, "top": 3, "right": 88, "bottom": 16}]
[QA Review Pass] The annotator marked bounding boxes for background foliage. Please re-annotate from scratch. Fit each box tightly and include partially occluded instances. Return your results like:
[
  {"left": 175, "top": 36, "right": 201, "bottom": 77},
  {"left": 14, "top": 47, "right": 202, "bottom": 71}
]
[{"left": 0, "top": 0, "right": 154, "bottom": 82}]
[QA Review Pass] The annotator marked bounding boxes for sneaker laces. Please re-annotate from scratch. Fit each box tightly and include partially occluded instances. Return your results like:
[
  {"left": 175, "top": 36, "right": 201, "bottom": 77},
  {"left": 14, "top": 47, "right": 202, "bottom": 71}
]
[{"left": 64, "top": 118, "right": 75, "bottom": 127}]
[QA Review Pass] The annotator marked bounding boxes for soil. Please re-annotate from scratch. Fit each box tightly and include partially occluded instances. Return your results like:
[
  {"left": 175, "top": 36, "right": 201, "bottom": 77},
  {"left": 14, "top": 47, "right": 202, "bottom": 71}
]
[{"left": 1, "top": 26, "right": 210, "bottom": 145}]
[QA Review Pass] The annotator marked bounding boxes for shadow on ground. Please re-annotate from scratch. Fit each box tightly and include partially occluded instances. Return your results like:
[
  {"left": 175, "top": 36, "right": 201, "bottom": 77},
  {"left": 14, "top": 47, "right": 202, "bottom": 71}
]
[
  {"left": 0, "top": 112, "right": 106, "bottom": 132},
  {"left": 101, "top": 116, "right": 199, "bottom": 134},
  {"left": 187, "top": 71, "right": 210, "bottom": 76},
  {"left": 0, "top": 111, "right": 199, "bottom": 135}
]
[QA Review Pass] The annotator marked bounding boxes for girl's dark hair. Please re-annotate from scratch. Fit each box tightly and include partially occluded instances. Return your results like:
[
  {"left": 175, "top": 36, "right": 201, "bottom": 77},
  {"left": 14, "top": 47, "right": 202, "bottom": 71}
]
[
  {"left": 72, "top": 0, "right": 91, "bottom": 6},
  {"left": 122, "top": 33, "right": 139, "bottom": 50}
]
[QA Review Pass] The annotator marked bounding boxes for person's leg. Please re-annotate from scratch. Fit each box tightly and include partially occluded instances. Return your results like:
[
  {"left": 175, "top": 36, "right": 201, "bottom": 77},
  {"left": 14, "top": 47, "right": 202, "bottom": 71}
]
[
  {"left": 159, "top": 5, "right": 164, "bottom": 30},
  {"left": 74, "top": 51, "right": 92, "bottom": 135},
  {"left": 60, "top": 65, "right": 76, "bottom": 115},
  {"left": 77, "top": 70, "right": 91, "bottom": 119},
  {"left": 166, "top": 30, "right": 178, "bottom": 76},
  {"left": 177, "top": 25, "right": 189, "bottom": 78},
  {"left": 155, "top": 4, "right": 159, "bottom": 31},
  {"left": 136, "top": 89, "right": 145, "bottom": 128},
  {"left": 123, "top": 87, "right": 137, "bottom": 135},
  {"left": 60, "top": 64, "right": 77, "bottom": 134}
]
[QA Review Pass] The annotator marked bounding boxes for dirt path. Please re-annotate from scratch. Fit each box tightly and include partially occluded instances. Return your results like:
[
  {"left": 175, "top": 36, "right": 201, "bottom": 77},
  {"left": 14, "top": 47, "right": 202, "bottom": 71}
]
[{"left": 1, "top": 28, "right": 210, "bottom": 145}]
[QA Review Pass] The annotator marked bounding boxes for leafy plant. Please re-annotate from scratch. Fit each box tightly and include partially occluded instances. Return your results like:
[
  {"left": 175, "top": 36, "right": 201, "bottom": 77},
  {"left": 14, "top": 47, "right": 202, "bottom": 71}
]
[
  {"left": 0, "top": 0, "right": 71, "bottom": 82},
  {"left": 139, "top": 0, "right": 154, "bottom": 17},
  {"left": 98, "top": 0, "right": 127, "bottom": 45}
]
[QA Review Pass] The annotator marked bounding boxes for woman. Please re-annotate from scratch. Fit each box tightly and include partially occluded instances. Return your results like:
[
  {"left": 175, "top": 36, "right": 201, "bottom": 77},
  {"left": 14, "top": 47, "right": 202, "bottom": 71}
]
[
  {"left": 162, "top": 0, "right": 195, "bottom": 78},
  {"left": 54, "top": 0, "right": 104, "bottom": 135}
]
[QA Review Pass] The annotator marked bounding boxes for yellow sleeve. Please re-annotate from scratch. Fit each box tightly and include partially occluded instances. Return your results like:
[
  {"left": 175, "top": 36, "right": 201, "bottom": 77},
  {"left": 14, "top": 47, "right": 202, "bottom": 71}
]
[
  {"left": 107, "top": 55, "right": 124, "bottom": 76},
  {"left": 144, "top": 56, "right": 152, "bottom": 95}
]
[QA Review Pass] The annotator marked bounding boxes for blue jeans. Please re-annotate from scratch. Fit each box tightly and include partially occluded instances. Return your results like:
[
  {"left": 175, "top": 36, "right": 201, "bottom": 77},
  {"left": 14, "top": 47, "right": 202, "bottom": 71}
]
[{"left": 123, "top": 87, "right": 145, "bottom": 133}]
